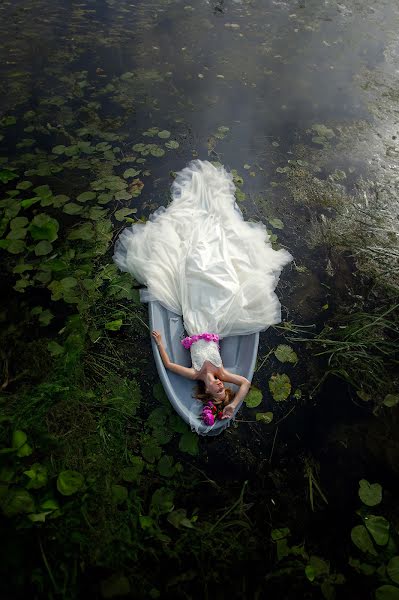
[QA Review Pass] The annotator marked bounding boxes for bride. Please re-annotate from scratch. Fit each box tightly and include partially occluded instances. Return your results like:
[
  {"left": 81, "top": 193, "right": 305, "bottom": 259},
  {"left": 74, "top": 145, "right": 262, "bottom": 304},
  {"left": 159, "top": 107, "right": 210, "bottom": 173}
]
[{"left": 113, "top": 159, "right": 293, "bottom": 427}]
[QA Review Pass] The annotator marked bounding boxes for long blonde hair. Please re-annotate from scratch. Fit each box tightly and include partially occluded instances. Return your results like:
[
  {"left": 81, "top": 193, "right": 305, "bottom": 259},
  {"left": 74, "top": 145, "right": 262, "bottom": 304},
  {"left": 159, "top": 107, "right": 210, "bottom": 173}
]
[{"left": 193, "top": 380, "right": 236, "bottom": 407}]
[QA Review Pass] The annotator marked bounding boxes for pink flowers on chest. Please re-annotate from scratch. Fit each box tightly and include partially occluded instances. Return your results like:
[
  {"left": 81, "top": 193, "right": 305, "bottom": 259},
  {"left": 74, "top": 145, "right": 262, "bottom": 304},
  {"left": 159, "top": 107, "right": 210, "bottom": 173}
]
[
  {"left": 181, "top": 332, "right": 220, "bottom": 350},
  {"left": 202, "top": 401, "right": 223, "bottom": 426}
]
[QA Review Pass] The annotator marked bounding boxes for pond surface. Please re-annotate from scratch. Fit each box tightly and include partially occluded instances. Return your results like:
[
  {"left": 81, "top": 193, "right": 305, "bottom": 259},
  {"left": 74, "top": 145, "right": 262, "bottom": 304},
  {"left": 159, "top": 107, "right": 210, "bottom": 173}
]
[{"left": 1, "top": 0, "right": 399, "bottom": 598}]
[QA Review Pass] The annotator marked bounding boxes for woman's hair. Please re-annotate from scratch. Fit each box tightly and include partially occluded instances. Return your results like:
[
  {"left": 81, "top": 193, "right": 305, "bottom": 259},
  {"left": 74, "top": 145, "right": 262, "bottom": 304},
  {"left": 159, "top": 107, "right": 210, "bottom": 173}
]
[{"left": 193, "top": 380, "right": 236, "bottom": 407}]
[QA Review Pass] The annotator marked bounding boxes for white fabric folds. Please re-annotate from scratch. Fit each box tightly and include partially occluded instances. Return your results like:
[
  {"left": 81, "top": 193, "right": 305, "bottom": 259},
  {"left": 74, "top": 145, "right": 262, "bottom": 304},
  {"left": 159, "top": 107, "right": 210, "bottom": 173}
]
[{"left": 113, "top": 158, "right": 293, "bottom": 338}]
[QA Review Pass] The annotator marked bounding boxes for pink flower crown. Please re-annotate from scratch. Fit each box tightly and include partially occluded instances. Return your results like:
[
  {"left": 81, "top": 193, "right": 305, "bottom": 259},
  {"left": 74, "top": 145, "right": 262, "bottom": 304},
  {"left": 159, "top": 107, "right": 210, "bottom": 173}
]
[{"left": 181, "top": 332, "right": 220, "bottom": 350}]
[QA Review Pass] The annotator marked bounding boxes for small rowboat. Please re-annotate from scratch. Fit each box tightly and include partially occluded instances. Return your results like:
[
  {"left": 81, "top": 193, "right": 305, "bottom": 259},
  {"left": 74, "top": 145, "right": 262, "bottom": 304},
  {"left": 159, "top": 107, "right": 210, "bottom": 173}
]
[{"left": 148, "top": 300, "right": 259, "bottom": 436}]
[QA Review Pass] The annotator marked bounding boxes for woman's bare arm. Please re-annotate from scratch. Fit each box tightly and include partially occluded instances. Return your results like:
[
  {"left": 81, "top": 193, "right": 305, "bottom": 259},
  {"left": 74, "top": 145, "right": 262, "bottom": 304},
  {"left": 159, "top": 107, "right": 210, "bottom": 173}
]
[
  {"left": 221, "top": 379, "right": 251, "bottom": 419},
  {"left": 152, "top": 331, "right": 198, "bottom": 380},
  {"left": 219, "top": 367, "right": 250, "bottom": 387}
]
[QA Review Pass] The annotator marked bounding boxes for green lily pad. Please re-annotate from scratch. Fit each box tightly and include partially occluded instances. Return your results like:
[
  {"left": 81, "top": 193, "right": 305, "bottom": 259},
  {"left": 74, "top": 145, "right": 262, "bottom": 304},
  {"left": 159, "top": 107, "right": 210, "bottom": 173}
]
[
  {"left": 0, "top": 169, "right": 18, "bottom": 183},
  {"left": 63, "top": 203, "right": 83, "bottom": 215},
  {"left": 157, "top": 455, "right": 175, "bottom": 477},
  {"left": 16, "top": 181, "right": 32, "bottom": 190},
  {"left": 23, "top": 463, "right": 48, "bottom": 489},
  {"left": 12, "top": 429, "right": 33, "bottom": 457},
  {"left": 244, "top": 386, "right": 263, "bottom": 408},
  {"left": 150, "top": 146, "right": 165, "bottom": 157},
  {"left": 123, "top": 168, "right": 141, "bottom": 179},
  {"left": 268, "top": 218, "right": 284, "bottom": 229},
  {"left": 375, "top": 586, "right": 399, "bottom": 600},
  {"left": 29, "top": 214, "right": 59, "bottom": 242},
  {"left": 150, "top": 487, "right": 175, "bottom": 515},
  {"left": 387, "top": 557, "right": 399, "bottom": 585},
  {"left": 364, "top": 515, "right": 390, "bottom": 546},
  {"left": 383, "top": 394, "right": 399, "bottom": 408},
  {"left": 178, "top": 431, "right": 199, "bottom": 455},
  {"left": 157, "top": 130, "right": 171, "bottom": 139},
  {"left": 34, "top": 241, "right": 53, "bottom": 256},
  {"left": 57, "top": 470, "right": 84, "bottom": 496},
  {"left": 77, "top": 191, "right": 96, "bottom": 202},
  {"left": 111, "top": 484, "right": 128, "bottom": 504},
  {"left": 165, "top": 140, "right": 179, "bottom": 149},
  {"left": 1, "top": 488, "right": 35, "bottom": 517},
  {"left": 105, "top": 319, "right": 123, "bottom": 331},
  {"left": 67, "top": 223, "right": 94, "bottom": 240},
  {"left": 269, "top": 373, "right": 291, "bottom": 402},
  {"left": 115, "top": 208, "right": 137, "bottom": 221},
  {"left": 274, "top": 344, "right": 298, "bottom": 364},
  {"left": 351, "top": 525, "right": 377, "bottom": 555},
  {"left": 256, "top": 411, "right": 273, "bottom": 423},
  {"left": 359, "top": 479, "right": 382, "bottom": 506},
  {"left": 167, "top": 508, "right": 195, "bottom": 530},
  {"left": 47, "top": 341, "right": 64, "bottom": 356}
]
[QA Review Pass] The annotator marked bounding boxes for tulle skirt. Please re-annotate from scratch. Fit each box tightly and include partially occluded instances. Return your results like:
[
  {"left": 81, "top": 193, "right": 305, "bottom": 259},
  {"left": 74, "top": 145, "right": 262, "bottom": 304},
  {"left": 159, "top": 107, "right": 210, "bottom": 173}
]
[{"left": 113, "top": 159, "right": 293, "bottom": 338}]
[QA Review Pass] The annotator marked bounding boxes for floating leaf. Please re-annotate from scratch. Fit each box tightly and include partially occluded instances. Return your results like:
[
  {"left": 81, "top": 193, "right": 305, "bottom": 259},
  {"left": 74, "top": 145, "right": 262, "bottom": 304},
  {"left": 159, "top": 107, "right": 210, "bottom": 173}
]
[
  {"left": 123, "top": 168, "right": 141, "bottom": 179},
  {"left": 16, "top": 181, "right": 32, "bottom": 190},
  {"left": 150, "top": 146, "right": 165, "bottom": 157},
  {"left": 0, "top": 169, "right": 18, "bottom": 183},
  {"left": 383, "top": 394, "right": 399, "bottom": 408},
  {"left": 77, "top": 191, "right": 96, "bottom": 202},
  {"left": 1, "top": 488, "right": 35, "bottom": 516},
  {"left": 351, "top": 525, "right": 377, "bottom": 555},
  {"left": 244, "top": 387, "right": 263, "bottom": 408},
  {"left": 157, "top": 455, "right": 175, "bottom": 477},
  {"left": 12, "top": 430, "right": 32, "bottom": 457},
  {"left": 67, "top": 223, "right": 94, "bottom": 240},
  {"left": 2, "top": 239, "right": 25, "bottom": 254},
  {"left": 23, "top": 463, "right": 48, "bottom": 489},
  {"left": 150, "top": 487, "right": 175, "bottom": 515},
  {"left": 375, "top": 586, "right": 399, "bottom": 600},
  {"left": 111, "top": 484, "right": 128, "bottom": 505},
  {"left": 100, "top": 574, "right": 130, "bottom": 599},
  {"left": 256, "top": 412, "right": 273, "bottom": 423},
  {"left": 364, "top": 515, "right": 390, "bottom": 546},
  {"left": 165, "top": 140, "right": 179, "bottom": 149},
  {"left": 268, "top": 218, "right": 284, "bottom": 229},
  {"left": 57, "top": 470, "right": 84, "bottom": 496},
  {"left": 29, "top": 214, "right": 59, "bottom": 242},
  {"left": 167, "top": 508, "right": 195, "bottom": 530},
  {"left": 358, "top": 479, "right": 382, "bottom": 507},
  {"left": 387, "top": 557, "right": 399, "bottom": 585},
  {"left": 179, "top": 431, "right": 199, "bottom": 456},
  {"left": 63, "top": 203, "right": 83, "bottom": 215},
  {"left": 105, "top": 319, "right": 123, "bottom": 331},
  {"left": 47, "top": 341, "right": 64, "bottom": 356},
  {"left": 269, "top": 374, "right": 291, "bottom": 402},
  {"left": 52, "top": 145, "right": 66, "bottom": 155},
  {"left": 157, "top": 130, "right": 171, "bottom": 139},
  {"left": 274, "top": 345, "right": 298, "bottom": 364},
  {"left": 115, "top": 208, "right": 137, "bottom": 221},
  {"left": 34, "top": 241, "right": 53, "bottom": 256}
]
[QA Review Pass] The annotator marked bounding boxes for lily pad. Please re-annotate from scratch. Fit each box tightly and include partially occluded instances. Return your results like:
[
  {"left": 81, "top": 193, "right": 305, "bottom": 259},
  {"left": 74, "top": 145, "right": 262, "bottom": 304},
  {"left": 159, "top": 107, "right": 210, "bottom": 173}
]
[
  {"left": 269, "top": 373, "right": 291, "bottom": 402},
  {"left": 256, "top": 412, "right": 273, "bottom": 423},
  {"left": 244, "top": 387, "right": 263, "bottom": 408},
  {"left": 387, "top": 557, "right": 399, "bottom": 585},
  {"left": 77, "top": 191, "right": 96, "bottom": 202},
  {"left": 351, "top": 524, "right": 377, "bottom": 555},
  {"left": 150, "top": 146, "right": 165, "bottom": 157},
  {"left": 34, "top": 241, "right": 53, "bottom": 256},
  {"left": 178, "top": 431, "right": 199, "bottom": 456},
  {"left": 157, "top": 130, "right": 171, "bottom": 139},
  {"left": 57, "top": 470, "right": 84, "bottom": 496},
  {"left": 67, "top": 223, "right": 94, "bottom": 240},
  {"left": 375, "top": 586, "right": 399, "bottom": 600},
  {"left": 157, "top": 455, "right": 175, "bottom": 477},
  {"left": 364, "top": 515, "right": 390, "bottom": 546},
  {"left": 63, "top": 203, "right": 83, "bottom": 215},
  {"left": 268, "top": 218, "right": 284, "bottom": 229},
  {"left": 359, "top": 479, "right": 382, "bottom": 506},
  {"left": 274, "top": 344, "right": 298, "bottom": 364},
  {"left": 29, "top": 214, "right": 59, "bottom": 242},
  {"left": 115, "top": 208, "right": 137, "bottom": 221},
  {"left": 165, "top": 140, "right": 179, "bottom": 149},
  {"left": 123, "top": 168, "right": 141, "bottom": 179},
  {"left": 383, "top": 394, "right": 399, "bottom": 407}
]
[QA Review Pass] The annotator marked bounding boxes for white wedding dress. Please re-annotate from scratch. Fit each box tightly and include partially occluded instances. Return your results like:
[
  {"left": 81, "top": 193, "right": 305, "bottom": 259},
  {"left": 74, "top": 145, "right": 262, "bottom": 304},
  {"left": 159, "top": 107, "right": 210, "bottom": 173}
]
[{"left": 113, "top": 159, "right": 293, "bottom": 342}]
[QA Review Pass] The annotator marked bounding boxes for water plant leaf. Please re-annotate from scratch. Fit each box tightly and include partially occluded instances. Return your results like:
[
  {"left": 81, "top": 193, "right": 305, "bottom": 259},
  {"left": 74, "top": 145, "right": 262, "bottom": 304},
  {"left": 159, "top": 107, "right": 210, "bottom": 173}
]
[
  {"left": 29, "top": 214, "right": 59, "bottom": 242},
  {"left": 1, "top": 488, "right": 35, "bottom": 516},
  {"left": 167, "top": 508, "right": 195, "bottom": 530},
  {"left": 358, "top": 479, "right": 382, "bottom": 506},
  {"left": 256, "top": 411, "right": 273, "bottom": 423},
  {"left": 57, "top": 470, "right": 84, "bottom": 496},
  {"left": 244, "top": 386, "right": 263, "bottom": 408},
  {"left": 77, "top": 191, "right": 96, "bottom": 202},
  {"left": 100, "top": 574, "right": 130, "bottom": 599},
  {"left": 375, "top": 586, "right": 399, "bottom": 600},
  {"left": 178, "top": 431, "right": 199, "bottom": 456},
  {"left": 268, "top": 217, "right": 284, "bottom": 229},
  {"left": 105, "top": 319, "right": 123, "bottom": 331},
  {"left": 274, "top": 344, "right": 298, "bottom": 364},
  {"left": 34, "top": 240, "right": 53, "bottom": 256},
  {"left": 157, "top": 455, "right": 175, "bottom": 477},
  {"left": 63, "top": 203, "right": 83, "bottom": 215},
  {"left": 351, "top": 525, "right": 377, "bottom": 556},
  {"left": 23, "top": 463, "right": 48, "bottom": 489},
  {"left": 47, "top": 341, "right": 64, "bottom": 356},
  {"left": 165, "top": 140, "right": 179, "bottom": 149},
  {"left": 269, "top": 373, "right": 291, "bottom": 402},
  {"left": 114, "top": 208, "right": 137, "bottom": 221},
  {"left": 157, "top": 130, "right": 170, "bottom": 139},
  {"left": 16, "top": 180, "right": 33, "bottom": 190},
  {"left": 67, "top": 223, "right": 94, "bottom": 240},
  {"left": 123, "top": 168, "right": 141, "bottom": 179},
  {"left": 12, "top": 430, "right": 32, "bottom": 457},
  {"left": 150, "top": 146, "right": 165, "bottom": 157},
  {"left": 150, "top": 487, "right": 174, "bottom": 515},
  {"left": 271, "top": 527, "right": 290, "bottom": 541},
  {"left": 383, "top": 394, "right": 399, "bottom": 408},
  {"left": 141, "top": 438, "right": 162, "bottom": 463},
  {"left": 5, "top": 239, "right": 26, "bottom": 254},
  {"left": 387, "top": 557, "right": 399, "bottom": 584},
  {"left": 0, "top": 169, "right": 18, "bottom": 183},
  {"left": 111, "top": 485, "right": 128, "bottom": 505},
  {"left": 10, "top": 217, "right": 28, "bottom": 229},
  {"left": 364, "top": 515, "right": 390, "bottom": 546}
]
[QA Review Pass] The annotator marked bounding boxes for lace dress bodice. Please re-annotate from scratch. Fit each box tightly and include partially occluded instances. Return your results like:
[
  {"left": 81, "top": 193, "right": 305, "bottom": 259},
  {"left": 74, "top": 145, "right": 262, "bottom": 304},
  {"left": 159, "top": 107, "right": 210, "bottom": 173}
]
[{"left": 190, "top": 339, "right": 223, "bottom": 372}]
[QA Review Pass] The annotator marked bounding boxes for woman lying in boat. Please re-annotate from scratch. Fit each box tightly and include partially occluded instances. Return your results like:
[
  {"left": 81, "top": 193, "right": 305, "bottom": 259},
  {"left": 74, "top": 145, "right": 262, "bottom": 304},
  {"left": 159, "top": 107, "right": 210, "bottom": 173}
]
[{"left": 151, "top": 330, "right": 251, "bottom": 420}]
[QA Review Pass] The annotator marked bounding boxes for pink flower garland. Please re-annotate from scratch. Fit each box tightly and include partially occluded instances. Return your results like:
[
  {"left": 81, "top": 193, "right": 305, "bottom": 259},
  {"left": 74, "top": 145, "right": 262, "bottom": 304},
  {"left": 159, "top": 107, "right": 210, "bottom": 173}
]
[{"left": 181, "top": 332, "right": 220, "bottom": 350}]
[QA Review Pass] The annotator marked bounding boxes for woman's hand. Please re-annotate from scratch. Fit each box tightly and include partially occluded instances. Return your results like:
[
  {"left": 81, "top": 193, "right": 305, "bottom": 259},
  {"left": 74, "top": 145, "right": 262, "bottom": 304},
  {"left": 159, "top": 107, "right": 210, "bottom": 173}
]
[
  {"left": 151, "top": 330, "right": 162, "bottom": 346},
  {"left": 221, "top": 403, "right": 236, "bottom": 420}
]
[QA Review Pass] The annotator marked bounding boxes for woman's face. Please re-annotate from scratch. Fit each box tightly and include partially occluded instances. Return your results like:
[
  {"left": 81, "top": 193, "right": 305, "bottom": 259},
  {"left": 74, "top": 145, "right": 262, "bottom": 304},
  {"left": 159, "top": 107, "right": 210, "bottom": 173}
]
[{"left": 206, "top": 375, "right": 226, "bottom": 400}]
